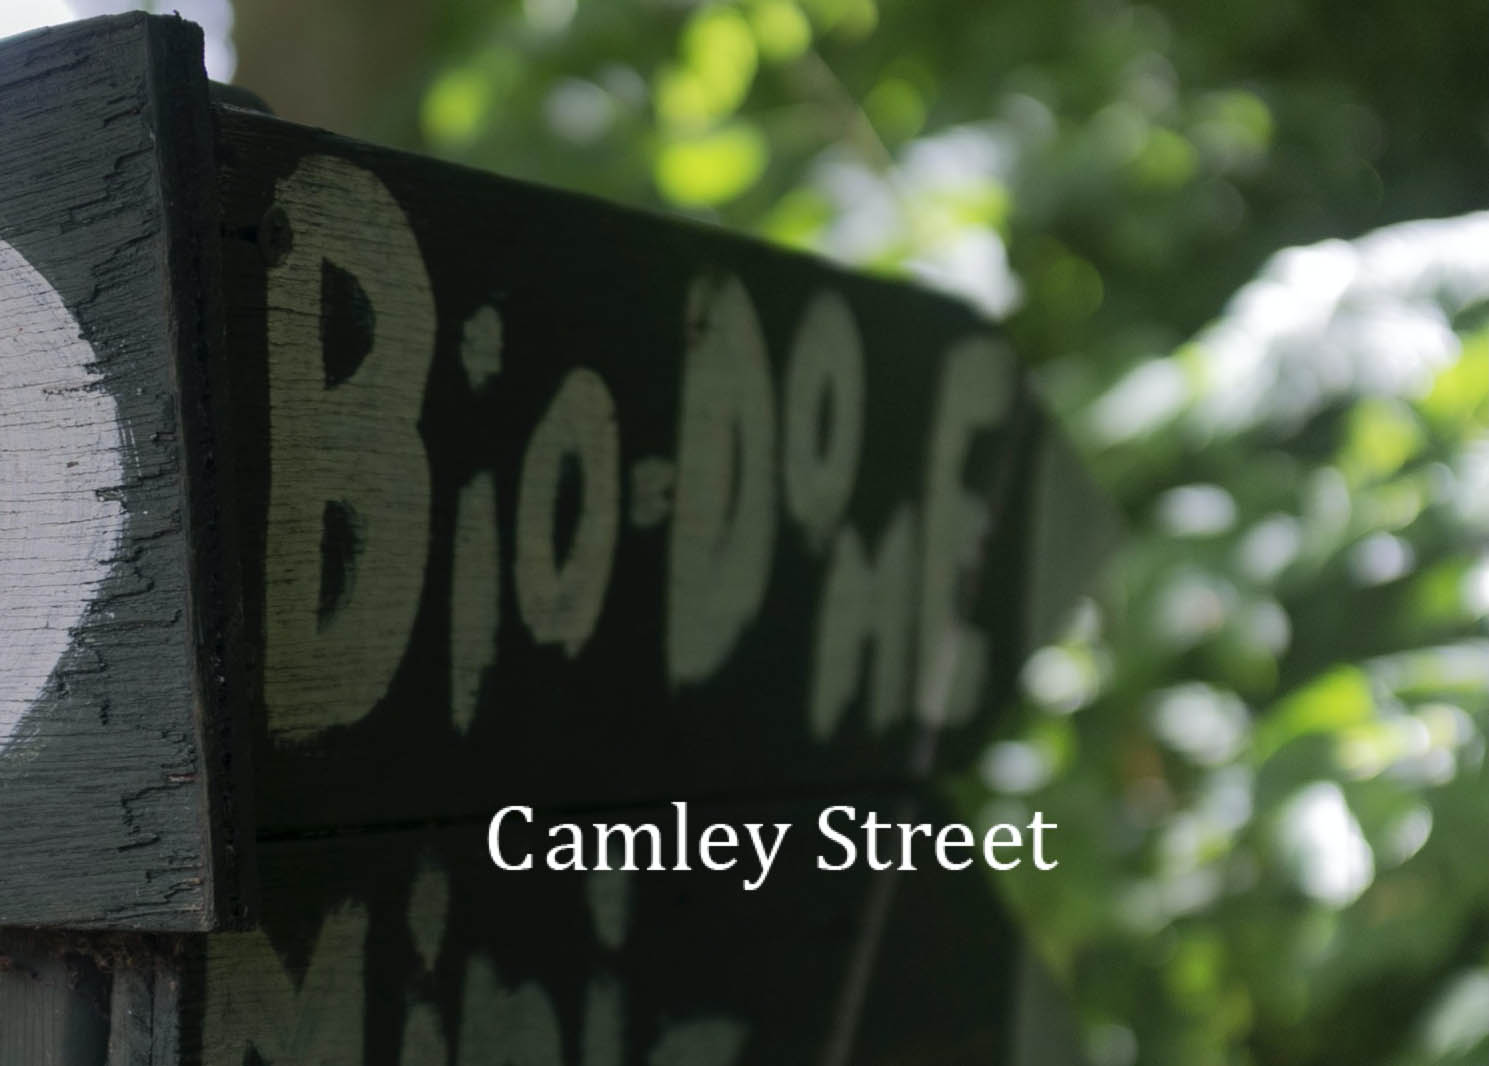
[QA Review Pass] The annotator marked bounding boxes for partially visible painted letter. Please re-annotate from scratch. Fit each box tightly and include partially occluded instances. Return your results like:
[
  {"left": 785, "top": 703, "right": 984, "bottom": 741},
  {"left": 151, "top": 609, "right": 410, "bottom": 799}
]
[
  {"left": 783, "top": 290, "right": 864, "bottom": 551},
  {"left": 667, "top": 276, "right": 776, "bottom": 686},
  {"left": 918, "top": 336, "right": 1013, "bottom": 727},
  {"left": 516, "top": 368, "right": 621, "bottom": 656}
]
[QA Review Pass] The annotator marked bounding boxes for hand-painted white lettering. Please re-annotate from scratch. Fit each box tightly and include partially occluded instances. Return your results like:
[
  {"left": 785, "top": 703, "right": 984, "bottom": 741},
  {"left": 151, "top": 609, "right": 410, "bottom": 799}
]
[
  {"left": 648, "top": 1019, "right": 749, "bottom": 1066},
  {"left": 461, "top": 303, "right": 504, "bottom": 390},
  {"left": 583, "top": 975, "right": 624, "bottom": 1066},
  {"left": 667, "top": 276, "right": 777, "bottom": 685},
  {"left": 203, "top": 854, "right": 751, "bottom": 1065},
  {"left": 458, "top": 960, "right": 564, "bottom": 1066},
  {"left": 452, "top": 470, "right": 499, "bottom": 733},
  {"left": 403, "top": 1004, "right": 447, "bottom": 1066},
  {"left": 455, "top": 954, "right": 745, "bottom": 1066},
  {"left": 250, "top": 153, "right": 1013, "bottom": 745},
  {"left": 783, "top": 291, "right": 864, "bottom": 550},
  {"left": 809, "top": 506, "right": 915, "bottom": 739},
  {"left": 202, "top": 901, "right": 370, "bottom": 1064},
  {"left": 516, "top": 368, "right": 620, "bottom": 655},
  {"left": 911, "top": 337, "right": 1006, "bottom": 729},
  {"left": 0, "top": 238, "right": 125, "bottom": 754},
  {"left": 403, "top": 859, "right": 453, "bottom": 1064},
  {"left": 586, "top": 869, "right": 634, "bottom": 951},
  {"left": 917, "top": 336, "right": 1012, "bottom": 726},
  {"left": 408, "top": 860, "right": 451, "bottom": 971},
  {"left": 264, "top": 154, "right": 436, "bottom": 741}
]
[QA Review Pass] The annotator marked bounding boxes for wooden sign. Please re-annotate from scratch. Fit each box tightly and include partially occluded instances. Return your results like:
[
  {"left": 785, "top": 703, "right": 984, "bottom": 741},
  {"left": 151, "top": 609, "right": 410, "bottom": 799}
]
[
  {"left": 0, "top": 12, "right": 248, "bottom": 931},
  {"left": 214, "top": 107, "right": 1094, "bottom": 834},
  {"left": 0, "top": 12, "right": 1116, "bottom": 1064}
]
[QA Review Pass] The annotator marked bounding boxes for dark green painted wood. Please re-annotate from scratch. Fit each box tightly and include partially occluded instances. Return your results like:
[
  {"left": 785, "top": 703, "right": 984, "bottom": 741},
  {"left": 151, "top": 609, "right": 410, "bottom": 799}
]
[{"left": 0, "top": 14, "right": 249, "bottom": 931}]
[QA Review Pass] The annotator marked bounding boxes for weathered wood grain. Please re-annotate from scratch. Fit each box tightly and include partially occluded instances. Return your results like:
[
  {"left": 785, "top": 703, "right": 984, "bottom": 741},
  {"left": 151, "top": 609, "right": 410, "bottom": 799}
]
[
  {"left": 0, "top": 15, "right": 248, "bottom": 929},
  {"left": 0, "top": 929, "right": 183, "bottom": 1066},
  {"left": 0, "top": 931, "right": 111, "bottom": 1066}
]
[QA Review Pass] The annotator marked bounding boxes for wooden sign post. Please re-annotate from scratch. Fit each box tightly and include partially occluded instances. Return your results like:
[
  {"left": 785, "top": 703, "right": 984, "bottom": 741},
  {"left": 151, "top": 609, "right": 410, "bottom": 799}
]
[{"left": 0, "top": 13, "right": 1115, "bottom": 1065}]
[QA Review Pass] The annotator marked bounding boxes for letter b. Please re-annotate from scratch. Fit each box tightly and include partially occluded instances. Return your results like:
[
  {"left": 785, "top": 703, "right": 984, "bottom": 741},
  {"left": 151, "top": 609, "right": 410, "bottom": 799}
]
[{"left": 263, "top": 155, "right": 435, "bottom": 741}]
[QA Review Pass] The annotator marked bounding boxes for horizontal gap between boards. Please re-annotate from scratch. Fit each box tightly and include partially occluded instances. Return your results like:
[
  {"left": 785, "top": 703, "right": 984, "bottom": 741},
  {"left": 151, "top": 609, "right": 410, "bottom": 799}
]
[{"left": 253, "top": 774, "right": 952, "bottom": 846}]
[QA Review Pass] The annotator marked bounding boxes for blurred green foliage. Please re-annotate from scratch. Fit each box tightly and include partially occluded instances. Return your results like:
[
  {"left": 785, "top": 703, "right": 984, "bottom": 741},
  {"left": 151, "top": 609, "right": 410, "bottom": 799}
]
[
  {"left": 234, "top": 0, "right": 1489, "bottom": 1061},
  {"left": 980, "top": 213, "right": 1489, "bottom": 1064}
]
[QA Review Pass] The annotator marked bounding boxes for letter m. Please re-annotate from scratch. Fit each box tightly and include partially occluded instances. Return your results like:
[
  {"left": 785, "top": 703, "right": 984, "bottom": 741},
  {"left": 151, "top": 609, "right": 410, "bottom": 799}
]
[{"left": 202, "top": 901, "right": 369, "bottom": 1064}]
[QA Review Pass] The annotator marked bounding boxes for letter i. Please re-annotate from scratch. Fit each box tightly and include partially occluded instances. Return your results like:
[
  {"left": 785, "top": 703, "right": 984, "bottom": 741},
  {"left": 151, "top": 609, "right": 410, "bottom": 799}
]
[{"left": 402, "top": 859, "right": 451, "bottom": 1064}]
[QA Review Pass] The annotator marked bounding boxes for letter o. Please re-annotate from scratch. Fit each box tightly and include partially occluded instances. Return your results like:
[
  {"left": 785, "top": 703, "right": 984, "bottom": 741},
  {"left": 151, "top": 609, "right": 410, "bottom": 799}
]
[
  {"left": 515, "top": 368, "right": 620, "bottom": 656},
  {"left": 784, "top": 291, "right": 864, "bottom": 549}
]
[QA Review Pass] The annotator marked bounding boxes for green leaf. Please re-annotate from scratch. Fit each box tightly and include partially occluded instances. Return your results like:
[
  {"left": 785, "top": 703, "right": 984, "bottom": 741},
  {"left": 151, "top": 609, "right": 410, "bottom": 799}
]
[
  {"left": 1129, "top": 127, "right": 1198, "bottom": 191},
  {"left": 801, "top": 0, "right": 877, "bottom": 38},
  {"left": 1255, "top": 666, "right": 1375, "bottom": 764},
  {"left": 865, "top": 77, "right": 927, "bottom": 141},
  {"left": 749, "top": 0, "right": 812, "bottom": 63},
  {"left": 656, "top": 6, "right": 759, "bottom": 130},
  {"left": 1340, "top": 398, "right": 1423, "bottom": 486},
  {"left": 655, "top": 123, "right": 769, "bottom": 206},
  {"left": 758, "top": 185, "right": 832, "bottom": 248},
  {"left": 422, "top": 67, "right": 495, "bottom": 146},
  {"left": 1420, "top": 328, "right": 1489, "bottom": 430}
]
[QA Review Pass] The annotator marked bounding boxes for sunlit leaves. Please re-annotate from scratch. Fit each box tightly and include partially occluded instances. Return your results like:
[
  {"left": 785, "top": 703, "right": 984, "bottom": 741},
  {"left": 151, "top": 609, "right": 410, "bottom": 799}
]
[
  {"left": 1255, "top": 666, "right": 1375, "bottom": 764},
  {"left": 748, "top": 0, "right": 812, "bottom": 62},
  {"left": 1341, "top": 399, "right": 1424, "bottom": 486},
  {"left": 799, "top": 0, "right": 878, "bottom": 39},
  {"left": 1005, "top": 202, "right": 1489, "bottom": 1064},
  {"left": 1190, "top": 90, "right": 1273, "bottom": 171},
  {"left": 655, "top": 6, "right": 758, "bottom": 131},
  {"left": 864, "top": 77, "right": 926, "bottom": 141},
  {"left": 1273, "top": 781, "right": 1374, "bottom": 906},
  {"left": 1027, "top": 239, "right": 1104, "bottom": 322},
  {"left": 522, "top": 0, "right": 578, "bottom": 35},
  {"left": 655, "top": 122, "right": 770, "bottom": 206},
  {"left": 1422, "top": 330, "right": 1489, "bottom": 431},
  {"left": 758, "top": 185, "right": 833, "bottom": 248},
  {"left": 422, "top": 66, "right": 496, "bottom": 146},
  {"left": 1411, "top": 969, "right": 1489, "bottom": 1063},
  {"left": 544, "top": 78, "right": 618, "bottom": 144}
]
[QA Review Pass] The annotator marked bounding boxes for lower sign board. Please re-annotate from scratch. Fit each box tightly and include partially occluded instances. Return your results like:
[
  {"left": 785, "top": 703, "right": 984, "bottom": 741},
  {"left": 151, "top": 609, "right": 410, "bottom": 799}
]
[
  {"left": 0, "top": 818, "right": 1039, "bottom": 1065},
  {"left": 0, "top": 12, "right": 1116, "bottom": 1064},
  {"left": 196, "top": 800, "right": 1023, "bottom": 1066}
]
